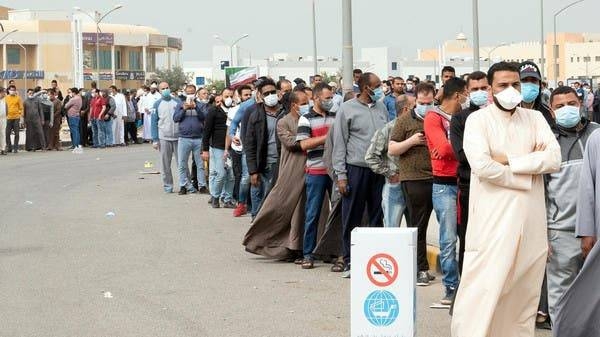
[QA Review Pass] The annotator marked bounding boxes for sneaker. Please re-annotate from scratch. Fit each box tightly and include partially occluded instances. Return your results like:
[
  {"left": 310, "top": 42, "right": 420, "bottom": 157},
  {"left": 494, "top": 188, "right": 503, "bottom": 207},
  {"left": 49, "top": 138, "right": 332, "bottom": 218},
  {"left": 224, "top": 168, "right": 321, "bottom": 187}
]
[
  {"left": 198, "top": 186, "right": 209, "bottom": 194},
  {"left": 427, "top": 271, "right": 436, "bottom": 281},
  {"left": 417, "top": 271, "right": 430, "bottom": 286},
  {"left": 440, "top": 287, "right": 456, "bottom": 305},
  {"left": 341, "top": 266, "right": 351, "bottom": 279},
  {"left": 233, "top": 203, "right": 247, "bottom": 217},
  {"left": 0, "top": 150, "right": 5, "bottom": 155},
  {"left": 223, "top": 201, "right": 236, "bottom": 209},
  {"left": 207, "top": 196, "right": 214, "bottom": 204},
  {"left": 179, "top": 186, "right": 188, "bottom": 195},
  {"left": 212, "top": 198, "right": 221, "bottom": 209}
]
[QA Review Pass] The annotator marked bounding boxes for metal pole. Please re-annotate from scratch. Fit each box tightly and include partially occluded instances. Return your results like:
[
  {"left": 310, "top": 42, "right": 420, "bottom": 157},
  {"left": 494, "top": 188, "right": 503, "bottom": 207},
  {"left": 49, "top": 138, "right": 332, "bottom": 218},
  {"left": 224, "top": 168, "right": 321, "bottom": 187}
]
[
  {"left": 472, "top": 0, "right": 480, "bottom": 71},
  {"left": 341, "top": 0, "right": 353, "bottom": 94},
  {"left": 553, "top": 15, "right": 558, "bottom": 84},
  {"left": 23, "top": 45, "right": 27, "bottom": 89},
  {"left": 96, "top": 21, "right": 100, "bottom": 84},
  {"left": 312, "top": 0, "right": 318, "bottom": 75},
  {"left": 230, "top": 44, "right": 234, "bottom": 67},
  {"left": 540, "top": 0, "right": 545, "bottom": 79}
]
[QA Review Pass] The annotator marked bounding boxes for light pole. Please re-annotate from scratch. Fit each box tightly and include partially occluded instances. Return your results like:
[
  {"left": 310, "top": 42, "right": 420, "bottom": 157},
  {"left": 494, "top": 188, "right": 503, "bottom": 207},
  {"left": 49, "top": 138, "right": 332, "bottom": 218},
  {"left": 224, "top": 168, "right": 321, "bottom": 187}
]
[
  {"left": 0, "top": 29, "right": 18, "bottom": 87},
  {"left": 341, "top": 0, "right": 353, "bottom": 94},
  {"left": 214, "top": 34, "right": 249, "bottom": 68},
  {"left": 540, "top": 0, "right": 545, "bottom": 79},
  {"left": 312, "top": 0, "right": 318, "bottom": 75},
  {"left": 553, "top": 0, "right": 585, "bottom": 84},
  {"left": 9, "top": 40, "right": 26, "bottom": 88},
  {"left": 0, "top": 29, "right": 18, "bottom": 43},
  {"left": 485, "top": 43, "right": 509, "bottom": 68},
  {"left": 74, "top": 4, "right": 123, "bottom": 83},
  {"left": 472, "top": 0, "right": 480, "bottom": 71}
]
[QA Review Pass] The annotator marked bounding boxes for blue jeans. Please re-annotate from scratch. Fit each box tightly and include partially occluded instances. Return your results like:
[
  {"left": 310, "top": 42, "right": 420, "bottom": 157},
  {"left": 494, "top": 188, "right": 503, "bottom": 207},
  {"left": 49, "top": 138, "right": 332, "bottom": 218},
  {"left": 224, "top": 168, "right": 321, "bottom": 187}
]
[
  {"left": 382, "top": 182, "right": 407, "bottom": 227},
  {"left": 91, "top": 119, "right": 105, "bottom": 147},
  {"left": 177, "top": 137, "right": 204, "bottom": 190},
  {"left": 67, "top": 116, "right": 81, "bottom": 147},
  {"left": 239, "top": 152, "right": 250, "bottom": 204},
  {"left": 303, "top": 174, "right": 332, "bottom": 259},
  {"left": 250, "top": 163, "right": 276, "bottom": 217},
  {"left": 209, "top": 147, "right": 234, "bottom": 202},
  {"left": 432, "top": 183, "right": 459, "bottom": 289},
  {"left": 102, "top": 119, "right": 114, "bottom": 146}
]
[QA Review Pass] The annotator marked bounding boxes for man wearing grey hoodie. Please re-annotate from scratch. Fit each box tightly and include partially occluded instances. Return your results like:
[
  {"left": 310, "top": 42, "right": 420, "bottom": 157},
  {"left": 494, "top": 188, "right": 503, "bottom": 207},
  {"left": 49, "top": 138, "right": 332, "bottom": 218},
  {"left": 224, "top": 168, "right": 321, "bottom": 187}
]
[
  {"left": 151, "top": 82, "right": 180, "bottom": 193},
  {"left": 332, "top": 72, "right": 388, "bottom": 277}
]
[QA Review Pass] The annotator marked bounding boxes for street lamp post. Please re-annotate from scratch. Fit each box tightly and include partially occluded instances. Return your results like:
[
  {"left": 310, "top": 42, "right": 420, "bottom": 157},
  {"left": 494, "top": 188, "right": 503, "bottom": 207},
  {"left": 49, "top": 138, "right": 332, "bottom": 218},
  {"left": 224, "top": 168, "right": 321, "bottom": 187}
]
[
  {"left": 0, "top": 29, "right": 18, "bottom": 87},
  {"left": 486, "top": 43, "right": 509, "bottom": 68},
  {"left": 214, "top": 34, "right": 249, "bottom": 68},
  {"left": 553, "top": 0, "right": 585, "bottom": 84},
  {"left": 540, "top": 0, "right": 545, "bottom": 79},
  {"left": 9, "top": 40, "right": 26, "bottom": 88},
  {"left": 74, "top": 4, "right": 123, "bottom": 83},
  {"left": 312, "top": 0, "right": 318, "bottom": 75},
  {"left": 472, "top": 0, "right": 480, "bottom": 71},
  {"left": 341, "top": 0, "right": 353, "bottom": 94}
]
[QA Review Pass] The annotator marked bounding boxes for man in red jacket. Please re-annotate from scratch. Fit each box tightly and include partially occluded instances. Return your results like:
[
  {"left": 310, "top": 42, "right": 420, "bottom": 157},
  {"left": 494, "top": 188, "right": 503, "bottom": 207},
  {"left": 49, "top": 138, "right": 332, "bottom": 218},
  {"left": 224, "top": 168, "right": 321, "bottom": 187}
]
[{"left": 424, "top": 77, "right": 467, "bottom": 306}]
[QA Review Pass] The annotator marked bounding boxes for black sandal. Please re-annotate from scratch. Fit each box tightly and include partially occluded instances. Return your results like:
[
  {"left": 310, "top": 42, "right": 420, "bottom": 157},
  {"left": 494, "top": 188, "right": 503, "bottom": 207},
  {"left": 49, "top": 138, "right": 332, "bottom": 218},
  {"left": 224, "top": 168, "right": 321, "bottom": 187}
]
[{"left": 330, "top": 259, "right": 345, "bottom": 272}]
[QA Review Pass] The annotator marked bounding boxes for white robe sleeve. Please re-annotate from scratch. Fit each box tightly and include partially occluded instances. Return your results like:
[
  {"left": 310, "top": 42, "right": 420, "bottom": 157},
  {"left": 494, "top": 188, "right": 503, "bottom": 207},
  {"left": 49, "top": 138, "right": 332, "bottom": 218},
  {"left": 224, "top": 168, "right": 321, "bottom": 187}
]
[
  {"left": 464, "top": 113, "right": 533, "bottom": 191},
  {"left": 576, "top": 130, "right": 599, "bottom": 237},
  {"left": 507, "top": 112, "right": 562, "bottom": 175}
]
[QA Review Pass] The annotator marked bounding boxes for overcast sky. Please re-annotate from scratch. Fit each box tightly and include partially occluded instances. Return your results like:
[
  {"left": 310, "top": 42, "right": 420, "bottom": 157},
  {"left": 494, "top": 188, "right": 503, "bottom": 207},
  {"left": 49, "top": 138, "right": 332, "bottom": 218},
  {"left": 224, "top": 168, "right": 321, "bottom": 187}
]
[{"left": 10, "top": 0, "right": 600, "bottom": 61}]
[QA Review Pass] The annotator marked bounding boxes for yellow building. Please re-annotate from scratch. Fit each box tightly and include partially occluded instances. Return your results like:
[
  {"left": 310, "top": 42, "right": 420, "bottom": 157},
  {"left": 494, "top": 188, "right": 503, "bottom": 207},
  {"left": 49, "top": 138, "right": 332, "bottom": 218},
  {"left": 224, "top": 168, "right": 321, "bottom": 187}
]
[{"left": 0, "top": 6, "right": 182, "bottom": 90}]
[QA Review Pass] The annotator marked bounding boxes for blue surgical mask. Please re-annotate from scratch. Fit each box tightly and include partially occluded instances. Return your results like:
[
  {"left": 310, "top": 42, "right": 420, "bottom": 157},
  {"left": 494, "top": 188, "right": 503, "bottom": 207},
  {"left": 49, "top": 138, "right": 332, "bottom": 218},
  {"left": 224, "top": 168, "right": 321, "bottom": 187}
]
[
  {"left": 415, "top": 103, "right": 433, "bottom": 118},
  {"left": 521, "top": 82, "right": 539, "bottom": 103},
  {"left": 369, "top": 87, "right": 384, "bottom": 102},
  {"left": 469, "top": 90, "right": 488, "bottom": 106},
  {"left": 298, "top": 104, "right": 310, "bottom": 116},
  {"left": 161, "top": 88, "right": 171, "bottom": 98},
  {"left": 554, "top": 105, "right": 581, "bottom": 128}
]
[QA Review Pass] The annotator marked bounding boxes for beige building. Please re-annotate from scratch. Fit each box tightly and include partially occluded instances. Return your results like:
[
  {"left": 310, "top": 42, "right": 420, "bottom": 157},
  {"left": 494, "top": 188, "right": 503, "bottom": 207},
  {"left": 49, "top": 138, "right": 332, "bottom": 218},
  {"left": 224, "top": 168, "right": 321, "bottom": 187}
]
[{"left": 0, "top": 6, "right": 182, "bottom": 90}]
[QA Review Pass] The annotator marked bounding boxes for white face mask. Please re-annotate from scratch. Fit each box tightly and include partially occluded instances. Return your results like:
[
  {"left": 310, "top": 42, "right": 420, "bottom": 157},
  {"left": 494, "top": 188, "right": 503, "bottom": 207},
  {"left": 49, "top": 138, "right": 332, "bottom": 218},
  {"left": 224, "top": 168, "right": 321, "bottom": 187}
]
[
  {"left": 494, "top": 86, "right": 522, "bottom": 110},
  {"left": 9, "top": 90, "right": 16, "bottom": 95},
  {"left": 263, "top": 93, "right": 278, "bottom": 107},
  {"left": 224, "top": 97, "right": 233, "bottom": 108},
  {"left": 460, "top": 97, "right": 470, "bottom": 110}
]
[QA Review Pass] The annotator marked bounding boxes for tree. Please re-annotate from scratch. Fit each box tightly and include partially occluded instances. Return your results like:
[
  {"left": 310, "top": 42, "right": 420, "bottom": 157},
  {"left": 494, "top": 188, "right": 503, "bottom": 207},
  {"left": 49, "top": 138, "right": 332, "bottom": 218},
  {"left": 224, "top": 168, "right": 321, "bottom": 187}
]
[
  {"left": 149, "top": 66, "right": 192, "bottom": 90},
  {"left": 321, "top": 71, "right": 341, "bottom": 86},
  {"left": 205, "top": 79, "right": 226, "bottom": 93}
]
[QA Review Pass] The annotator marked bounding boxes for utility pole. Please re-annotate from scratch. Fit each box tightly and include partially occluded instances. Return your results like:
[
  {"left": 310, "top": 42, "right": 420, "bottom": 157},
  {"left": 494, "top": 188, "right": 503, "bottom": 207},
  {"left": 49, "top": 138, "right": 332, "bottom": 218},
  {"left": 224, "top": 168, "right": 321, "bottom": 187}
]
[
  {"left": 342, "top": 0, "right": 353, "bottom": 94},
  {"left": 472, "top": 0, "right": 480, "bottom": 71}
]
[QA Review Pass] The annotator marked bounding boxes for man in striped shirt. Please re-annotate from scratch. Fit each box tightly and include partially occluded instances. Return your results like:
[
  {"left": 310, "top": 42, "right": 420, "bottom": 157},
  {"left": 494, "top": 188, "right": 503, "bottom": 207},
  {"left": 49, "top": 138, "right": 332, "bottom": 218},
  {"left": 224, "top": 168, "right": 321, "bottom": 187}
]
[{"left": 295, "top": 83, "right": 336, "bottom": 269}]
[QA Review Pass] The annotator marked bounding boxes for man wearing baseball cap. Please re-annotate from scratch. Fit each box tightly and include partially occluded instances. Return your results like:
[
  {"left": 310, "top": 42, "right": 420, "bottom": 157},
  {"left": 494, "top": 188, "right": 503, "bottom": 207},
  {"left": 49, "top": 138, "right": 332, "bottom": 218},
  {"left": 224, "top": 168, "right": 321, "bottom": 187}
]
[{"left": 519, "top": 61, "right": 554, "bottom": 127}]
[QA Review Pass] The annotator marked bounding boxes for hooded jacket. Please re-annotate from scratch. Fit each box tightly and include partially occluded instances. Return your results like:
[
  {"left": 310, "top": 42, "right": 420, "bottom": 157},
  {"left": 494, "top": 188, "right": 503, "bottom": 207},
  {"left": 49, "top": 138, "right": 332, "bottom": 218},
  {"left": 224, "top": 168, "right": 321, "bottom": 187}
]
[{"left": 545, "top": 118, "right": 600, "bottom": 231}]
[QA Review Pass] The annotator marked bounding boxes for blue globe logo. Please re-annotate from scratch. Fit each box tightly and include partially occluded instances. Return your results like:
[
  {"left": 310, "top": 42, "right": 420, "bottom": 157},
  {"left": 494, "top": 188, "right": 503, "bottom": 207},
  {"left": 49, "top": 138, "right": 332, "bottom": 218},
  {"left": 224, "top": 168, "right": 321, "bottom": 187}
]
[{"left": 363, "top": 290, "right": 399, "bottom": 327}]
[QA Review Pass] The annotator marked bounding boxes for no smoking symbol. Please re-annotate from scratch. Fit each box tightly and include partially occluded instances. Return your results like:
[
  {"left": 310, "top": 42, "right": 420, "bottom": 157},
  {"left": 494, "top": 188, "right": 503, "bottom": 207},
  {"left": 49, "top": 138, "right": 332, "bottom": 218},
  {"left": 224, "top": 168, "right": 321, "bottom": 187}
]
[{"left": 367, "top": 253, "right": 398, "bottom": 287}]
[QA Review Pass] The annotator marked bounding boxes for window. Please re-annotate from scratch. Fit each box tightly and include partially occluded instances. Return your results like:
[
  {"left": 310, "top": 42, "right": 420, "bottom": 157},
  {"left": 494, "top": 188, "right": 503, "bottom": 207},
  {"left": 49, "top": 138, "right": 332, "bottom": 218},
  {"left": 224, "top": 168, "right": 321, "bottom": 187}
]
[
  {"left": 571, "top": 57, "right": 574, "bottom": 63},
  {"left": 391, "top": 62, "right": 398, "bottom": 71},
  {"left": 596, "top": 56, "right": 600, "bottom": 62},
  {"left": 584, "top": 56, "right": 591, "bottom": 63},
  {"left": 7, "top": 47, "right": 20, "bottom": 64},
  {"left": 129, "top": 51, "right": 141, "bottom": 70},
  {"left": 577, "top": 57, "right": 580, "bottom": 62},
  {"left": 147, "top": 51, "right": 156, "bottom": 72},
  {"left": 115, "top": 50, "right": 122, "bottom": 70},
  {"left": 99, "top": 50, "right": 111, "bottom": 69}
]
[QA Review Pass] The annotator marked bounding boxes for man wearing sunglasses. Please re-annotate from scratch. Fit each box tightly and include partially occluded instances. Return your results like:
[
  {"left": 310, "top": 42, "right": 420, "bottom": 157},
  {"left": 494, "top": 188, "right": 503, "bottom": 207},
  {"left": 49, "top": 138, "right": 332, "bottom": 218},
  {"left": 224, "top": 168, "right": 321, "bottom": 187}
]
[{"left": 245, "top": 78, "right": 285, "bottom": 220}]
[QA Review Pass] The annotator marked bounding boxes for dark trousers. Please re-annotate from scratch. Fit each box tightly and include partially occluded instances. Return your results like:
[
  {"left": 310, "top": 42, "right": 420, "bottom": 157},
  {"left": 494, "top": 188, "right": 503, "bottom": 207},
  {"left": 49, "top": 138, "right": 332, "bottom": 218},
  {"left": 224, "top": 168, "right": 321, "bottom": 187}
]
[
  {"left": 6, "top": 119, "right": 19, "bottom": 151},
  {"left": 230, "top": 149, "right": 242, "bottom": 201},
  {"left": 80, "top": 113, "right": 89, "bottom": 146},
  {"left": 402, "top": 179, "right": 433, "bottom": 272},
  {"left": 342, "top": 164, "right": 385, "bottom": 265},
  {"left": 457, "top": 181, "right": 469, "bottom": 275},
  {"left": 124, "top": 122, "right": 138, "bottom": 144}
]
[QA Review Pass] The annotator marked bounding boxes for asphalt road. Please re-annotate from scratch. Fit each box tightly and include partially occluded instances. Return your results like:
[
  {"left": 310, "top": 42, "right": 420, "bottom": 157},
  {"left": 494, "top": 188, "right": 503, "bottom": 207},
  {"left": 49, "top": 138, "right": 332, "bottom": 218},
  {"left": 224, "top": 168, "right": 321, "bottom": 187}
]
[{"left": 0, "top": 146, "right": 551, "bottom": 337}]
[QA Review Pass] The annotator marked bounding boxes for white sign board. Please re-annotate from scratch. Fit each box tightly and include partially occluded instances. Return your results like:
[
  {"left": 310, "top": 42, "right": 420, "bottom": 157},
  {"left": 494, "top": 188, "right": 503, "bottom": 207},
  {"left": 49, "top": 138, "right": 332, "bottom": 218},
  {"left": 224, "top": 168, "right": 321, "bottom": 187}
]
[{"left": 351, "top": 227, "right": 417, "bottom": 337}]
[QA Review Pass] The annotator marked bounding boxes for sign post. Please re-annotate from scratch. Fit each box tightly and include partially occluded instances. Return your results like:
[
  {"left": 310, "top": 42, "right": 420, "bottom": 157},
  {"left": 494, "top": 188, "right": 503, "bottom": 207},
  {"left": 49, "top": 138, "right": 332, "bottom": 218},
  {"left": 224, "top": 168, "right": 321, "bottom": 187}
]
[{"left": 351, "top": 227, "right": 417, "bottom": 337}]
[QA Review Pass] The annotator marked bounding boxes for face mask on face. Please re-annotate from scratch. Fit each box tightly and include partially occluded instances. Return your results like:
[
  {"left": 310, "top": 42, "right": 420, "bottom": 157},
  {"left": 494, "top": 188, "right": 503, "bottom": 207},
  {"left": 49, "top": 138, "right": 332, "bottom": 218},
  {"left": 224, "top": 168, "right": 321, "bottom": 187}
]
[
  {"left": 460, "top": 96, "right": 470, "bottom": 110},
  {"left": 406, "top": 84, "right": 414, "bottom": 92},
  {"left": 470, "top": 90, "right": 488, "bottom": 106},
  {"left": 298, "top": 104, "right": 310, "bottom": 116},
  {"left": 161, "top": 89, "right": 171, "bottom": 98},
  {"left": 554, "top": 105, "right": 581, "bottom": 128},
  {"left": 224, "top": 97, "right": 233, "bottom": 108},
  {"left": 494, "top": 86, "right": 522, "bottom": 111},
  {"left": 91, "top": 92, "right": 97, "bottom": 97},
  {"left": 521, "top": 82, "right": 540, "bottom": 103},
  {"left": 28, "top": 94, "right": 34, "bottom": 99},
  {"left": 264, "top": 93, "right": 279, "bottom": 107},
  {"left": 200, "top": 99, "right": 209, "bottom": 104},
  {"left": 308, "top": 100, "right": 314, "bottom": 108},
  {"left": 320, "top": 98, "right": 334, "bottom": 112},
  {"left": 415, "top": 103, "right": 433, "bottom": 118},
  {"left": 9, "top": 90, "right": 16, "bottom": 95},
  {"left": 369, "top": 87, "right": 384, "bottom": 102}
]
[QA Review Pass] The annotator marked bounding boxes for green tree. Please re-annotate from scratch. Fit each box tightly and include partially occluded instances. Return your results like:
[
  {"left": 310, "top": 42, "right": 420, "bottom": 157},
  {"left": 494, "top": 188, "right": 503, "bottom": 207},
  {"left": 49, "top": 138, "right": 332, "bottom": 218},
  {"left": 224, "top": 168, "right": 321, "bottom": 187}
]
[
  {"left": 150, "top": 66, "right": 192, "bottom": 90},
  {"left": 321, "top": 71, "right": 341, "bottom": 86},
  {"left": 205, "top": 79, "right": 226, "bottom": 93}
]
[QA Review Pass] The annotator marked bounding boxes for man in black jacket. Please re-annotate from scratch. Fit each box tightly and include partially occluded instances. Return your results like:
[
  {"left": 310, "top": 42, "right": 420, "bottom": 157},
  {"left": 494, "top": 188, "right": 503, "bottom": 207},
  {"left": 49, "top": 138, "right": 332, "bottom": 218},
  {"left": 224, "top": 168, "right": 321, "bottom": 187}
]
[
  {"left": 449, "top": 70, "right": 489, "bottom": 274},
  {"left": 244, "top": 78, "right": 284, "bottom": 219}
]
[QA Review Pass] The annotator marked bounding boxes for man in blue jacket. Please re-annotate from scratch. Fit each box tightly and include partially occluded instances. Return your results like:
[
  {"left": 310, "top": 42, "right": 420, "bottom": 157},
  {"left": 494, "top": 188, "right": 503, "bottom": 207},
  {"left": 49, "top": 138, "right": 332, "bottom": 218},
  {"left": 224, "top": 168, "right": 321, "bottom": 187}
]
[{"left": 173, "top": 84, "right": 208, "bottom": 195}]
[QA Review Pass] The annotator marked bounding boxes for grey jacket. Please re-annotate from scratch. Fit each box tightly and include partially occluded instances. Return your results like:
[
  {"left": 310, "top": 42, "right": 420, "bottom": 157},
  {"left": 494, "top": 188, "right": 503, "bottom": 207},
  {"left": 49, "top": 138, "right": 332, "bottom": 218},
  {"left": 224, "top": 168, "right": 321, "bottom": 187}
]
[
  {"left": 332, "top": 98, "right": 388, "bottom": 181},
  {"left": 576, "top": 127, "right": 600, "bottom": 237},
  {"left": 365, "top": 119, "right": 398, "bottom": 180},
  {"left": 546, "top": 119, "right": 599, "bottom": 232}
]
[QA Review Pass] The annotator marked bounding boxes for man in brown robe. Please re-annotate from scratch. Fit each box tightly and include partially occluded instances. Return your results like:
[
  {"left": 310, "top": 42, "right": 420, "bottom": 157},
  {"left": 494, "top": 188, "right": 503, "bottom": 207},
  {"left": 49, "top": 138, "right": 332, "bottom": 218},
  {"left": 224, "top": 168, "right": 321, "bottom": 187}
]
[
  {"left": 244, "top": 90, "right": 321, "bottom": 260},
  {"left": 47, "top": 89, "right": 63, "bottom": 151}
]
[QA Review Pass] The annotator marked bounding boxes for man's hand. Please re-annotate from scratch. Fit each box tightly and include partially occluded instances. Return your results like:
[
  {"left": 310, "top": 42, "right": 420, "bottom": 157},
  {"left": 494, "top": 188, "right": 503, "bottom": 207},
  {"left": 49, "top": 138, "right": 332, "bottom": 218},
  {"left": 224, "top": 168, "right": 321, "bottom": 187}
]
[
  {"left": 492, "top": 153, "right": 509, "bottom": 165},
  {"left": 534, "top": 143, "right": 547, "bottom": 152},
  {"left": 251, "top": 173, "right": 260, "bottom": 187},
  {"left": 232, "top": 136, "right": 241, "bottom": 146},
  {"left": 410, "top": 132, "right": 426, "bottom": 146},
  {"left": 201, "top": 151, "right": 209, "bottom": 162},
  {"left": 337, "top": 179, "right": 349, "bottom": 196},
  {"left": 183, "top": 101, "right": 196, "bottom": 110},
  {"left": 223, "top": 150, "right": 230, "bottom": 161},
  {"left": 431, "top": 148, "right": 442, "bottom": 160},
  {"left": 582, "top": 236, "right": 597, "bottom": 259},
  {"left": 152, "top": 142, "right": 160, "bottom": 151},
  {"left": 388, "top": 174, "right": 400, "bottom": 184}
]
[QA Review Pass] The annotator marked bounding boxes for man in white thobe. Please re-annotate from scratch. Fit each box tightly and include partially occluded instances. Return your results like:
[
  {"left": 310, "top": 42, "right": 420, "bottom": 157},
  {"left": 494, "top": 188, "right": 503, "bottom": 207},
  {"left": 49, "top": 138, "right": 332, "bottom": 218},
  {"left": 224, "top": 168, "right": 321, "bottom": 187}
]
[
  {"left": 451, "top": 62, "right": 561, "bottom": 337},
  {"left": 110, "top": 85, "right": 127, "bottom": 146},
  {"left": 143, "top": 83, "right": 161, "bottom": 142}
]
